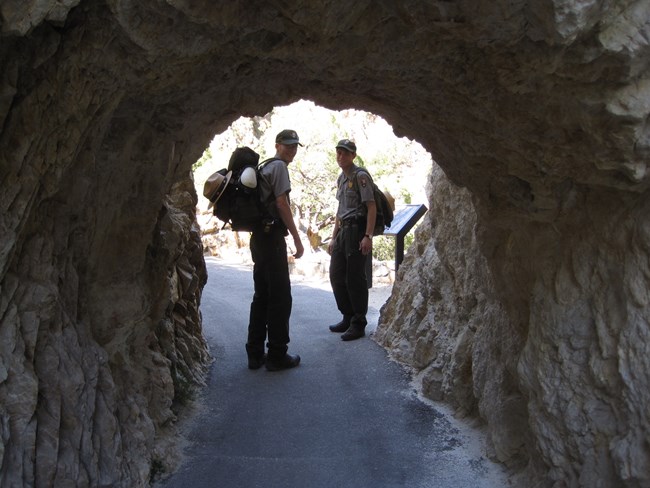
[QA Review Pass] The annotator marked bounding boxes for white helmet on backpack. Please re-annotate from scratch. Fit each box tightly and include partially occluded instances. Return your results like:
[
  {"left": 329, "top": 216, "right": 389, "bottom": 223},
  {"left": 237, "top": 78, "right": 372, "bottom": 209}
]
[{"left": 240, "top": 166, "right": 257, "bottom": 188}]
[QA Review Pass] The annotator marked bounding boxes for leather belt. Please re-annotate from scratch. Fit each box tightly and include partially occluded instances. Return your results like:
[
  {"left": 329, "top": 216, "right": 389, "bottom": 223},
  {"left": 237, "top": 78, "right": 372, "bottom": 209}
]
[{"left": 341, "top": 219, "right": 360, "bottom": 227}]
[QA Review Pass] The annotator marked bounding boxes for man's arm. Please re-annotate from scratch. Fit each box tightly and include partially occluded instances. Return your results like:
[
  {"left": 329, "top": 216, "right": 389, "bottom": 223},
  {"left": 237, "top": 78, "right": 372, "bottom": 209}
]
[
  {"left": 275, "top": 193, "right": 304, "bottom": 259},
  {"left": 359, "top": 200, "right": 376, "bottom": 255},
  {"left": 328, "top": 217, "right": 340, "bottom": 254}
]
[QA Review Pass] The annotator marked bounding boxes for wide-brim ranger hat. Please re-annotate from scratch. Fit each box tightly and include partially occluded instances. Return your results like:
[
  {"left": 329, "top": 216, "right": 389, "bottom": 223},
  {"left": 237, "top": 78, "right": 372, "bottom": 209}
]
[
  {"left": 276, "top": 129, "right": 303, "bottom": 146},
  {"left": 203, "top": 170, "right": 232, "bottom": 208},
  {"left": 336, "top": 139, "right": 357, "bottom": 153}
]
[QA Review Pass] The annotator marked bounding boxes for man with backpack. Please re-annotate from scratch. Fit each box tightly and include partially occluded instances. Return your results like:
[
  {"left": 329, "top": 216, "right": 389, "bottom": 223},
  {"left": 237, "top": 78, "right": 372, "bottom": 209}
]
[
  {"left": 246, "top": 130, "right": 304, "bottom": 371},
  {"left": 327, "top": 139, "right": 377, "bottom": 341}
]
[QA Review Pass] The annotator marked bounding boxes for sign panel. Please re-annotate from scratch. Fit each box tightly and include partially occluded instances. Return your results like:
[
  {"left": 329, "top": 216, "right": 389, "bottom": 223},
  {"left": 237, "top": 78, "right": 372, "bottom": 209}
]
[{"left": 384, "top": 204, "right": 427, "bottom": 237}]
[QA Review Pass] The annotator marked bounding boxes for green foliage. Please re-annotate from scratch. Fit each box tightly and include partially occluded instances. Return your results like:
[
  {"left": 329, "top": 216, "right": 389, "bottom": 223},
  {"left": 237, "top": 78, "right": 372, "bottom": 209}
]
[
  {"left": 372, "top": 235, "right": 394, "bottom": 262},
  {"left": 193, "top": 146, "right": 212, "bottom": 171},
  {"left": 372, "top": 233, "right": 415, "bottom": 262}
]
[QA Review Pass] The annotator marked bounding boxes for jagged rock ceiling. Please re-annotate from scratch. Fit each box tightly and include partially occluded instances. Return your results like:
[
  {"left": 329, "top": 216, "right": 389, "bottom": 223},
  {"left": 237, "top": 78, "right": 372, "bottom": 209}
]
[{"left": 1, "top": 1, "right": 649, "bottom": 487}]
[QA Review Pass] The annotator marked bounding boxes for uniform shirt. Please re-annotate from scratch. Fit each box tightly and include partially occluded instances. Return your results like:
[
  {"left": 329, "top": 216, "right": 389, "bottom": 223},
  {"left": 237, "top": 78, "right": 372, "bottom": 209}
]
[
  {"left": 335, "top": 166, "right": 375, "bottom": 221},
  {"left": 259, "top": 158, "right": 291, "bottom": 220}
]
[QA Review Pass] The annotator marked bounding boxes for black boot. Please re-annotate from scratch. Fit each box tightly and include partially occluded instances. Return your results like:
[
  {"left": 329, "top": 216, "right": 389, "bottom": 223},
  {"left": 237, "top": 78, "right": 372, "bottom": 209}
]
[
  {"left": 329, "top": 316, "right": 351, "bottom": 333},
  {"left": 266, "top": 353, "right": 301, "bottom": 371},
  {"left": 341, "top": 324, "right": 365, "bottom": 341},
  {"left": 246, "top": 344, "right": 266, "bottom": 370},
  {"left": 247, "top": 353, "right": 266, "bottom": 370}
]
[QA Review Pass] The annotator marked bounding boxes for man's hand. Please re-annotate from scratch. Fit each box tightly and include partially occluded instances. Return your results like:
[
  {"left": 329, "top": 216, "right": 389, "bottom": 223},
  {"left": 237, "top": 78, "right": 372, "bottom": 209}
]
[
  {"left": 293, "top": 236, "right": 304, "bottom": 259},
  {"left": 359, "top": 235, "right": 372, "bottom": 255}
]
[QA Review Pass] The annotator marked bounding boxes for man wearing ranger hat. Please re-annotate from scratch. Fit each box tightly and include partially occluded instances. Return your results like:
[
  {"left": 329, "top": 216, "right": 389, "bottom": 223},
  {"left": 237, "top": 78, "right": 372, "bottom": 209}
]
[
  {"left": 246, "top": 129, "right": 304, "bottom": 371},
  {"left": 327, "top": 139, "right": 377, "bottom": 341}
]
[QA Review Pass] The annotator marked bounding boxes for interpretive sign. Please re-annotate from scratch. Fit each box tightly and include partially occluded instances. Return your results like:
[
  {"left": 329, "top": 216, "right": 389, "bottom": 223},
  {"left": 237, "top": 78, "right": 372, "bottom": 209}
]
[{"left": 383, "top": 204, "right": 427, "bottom": 272}]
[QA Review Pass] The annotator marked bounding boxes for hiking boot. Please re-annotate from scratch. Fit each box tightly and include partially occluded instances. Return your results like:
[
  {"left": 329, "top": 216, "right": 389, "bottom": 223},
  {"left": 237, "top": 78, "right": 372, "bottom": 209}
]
[
  {"left": 248, "top": 354, "right": 266, "bottom": 370},
  {"left": 266, "top": 353, "right": 301, "bottom": 371},
  {"left": 329, "top": 320, "right": 351, "bottom": 333},
  {"left": 341, "top": 325, "right": 365, "bottom": 341}
]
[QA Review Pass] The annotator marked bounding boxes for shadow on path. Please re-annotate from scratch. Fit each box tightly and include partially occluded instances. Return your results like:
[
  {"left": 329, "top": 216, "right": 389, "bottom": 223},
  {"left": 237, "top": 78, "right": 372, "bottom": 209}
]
[{"left": 155, "top": 257, "right": 508, "bottom": 488}]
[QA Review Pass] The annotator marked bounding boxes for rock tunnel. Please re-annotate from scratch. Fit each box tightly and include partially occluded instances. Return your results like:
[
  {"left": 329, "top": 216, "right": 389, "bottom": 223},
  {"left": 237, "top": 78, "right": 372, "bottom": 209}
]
[{"left": 1, "top": 1, "right": 649, "bottom": 487}]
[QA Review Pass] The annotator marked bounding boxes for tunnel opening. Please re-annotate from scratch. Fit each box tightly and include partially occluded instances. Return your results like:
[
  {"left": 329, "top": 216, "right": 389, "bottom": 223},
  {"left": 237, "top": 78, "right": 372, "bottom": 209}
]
[{"left": 192, "top": 99, "right": 432, "bottom": 282}]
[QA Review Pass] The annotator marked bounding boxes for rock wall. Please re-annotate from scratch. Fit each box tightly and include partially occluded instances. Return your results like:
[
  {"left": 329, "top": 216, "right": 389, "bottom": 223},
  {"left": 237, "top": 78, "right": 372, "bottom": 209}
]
[
  {"left": 377, "top": 165, "right": 650, "bottom": 487},
  {"left": 1, "top": 1, "right": 649, "bottom": 487}
]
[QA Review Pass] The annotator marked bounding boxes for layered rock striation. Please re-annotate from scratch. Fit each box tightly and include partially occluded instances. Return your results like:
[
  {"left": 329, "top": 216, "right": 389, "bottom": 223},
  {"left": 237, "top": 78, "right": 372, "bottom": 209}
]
[{"left": 1, "top": 1, "right": 649, "bottom": 486}]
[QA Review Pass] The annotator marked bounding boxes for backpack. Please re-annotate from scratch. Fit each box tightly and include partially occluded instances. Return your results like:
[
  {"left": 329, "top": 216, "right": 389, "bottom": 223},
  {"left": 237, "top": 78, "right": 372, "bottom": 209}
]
[
  {"left": 353, "top": 168, "right": 394, "bottom": 235},
  {"left": 204, "top": 147, "right": 275, "bottom": 232}
]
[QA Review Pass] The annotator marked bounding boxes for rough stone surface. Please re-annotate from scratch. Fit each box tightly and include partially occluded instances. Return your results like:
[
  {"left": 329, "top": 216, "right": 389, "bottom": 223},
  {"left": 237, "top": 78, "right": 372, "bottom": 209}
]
[
  {"left": 377, "top": 163, "right": 650, "bottom": 487},
  {"left": 1, "top": 1, "right": 649, "bottom": 487}
]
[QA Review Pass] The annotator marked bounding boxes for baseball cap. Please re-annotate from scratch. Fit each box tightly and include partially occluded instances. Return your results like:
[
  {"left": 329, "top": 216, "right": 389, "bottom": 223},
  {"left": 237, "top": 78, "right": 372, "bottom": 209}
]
[
  {"left": 336, "top": 139, "right": 357, "bottom": 153},
  {"left": 275, "top": 129, "right": 303, "bottom": 146}
]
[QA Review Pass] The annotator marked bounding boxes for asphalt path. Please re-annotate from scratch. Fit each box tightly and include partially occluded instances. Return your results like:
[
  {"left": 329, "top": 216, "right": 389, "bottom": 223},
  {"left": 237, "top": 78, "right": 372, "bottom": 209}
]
[{"left": 155, "top": 256, "right": 508, "bottom": 488}]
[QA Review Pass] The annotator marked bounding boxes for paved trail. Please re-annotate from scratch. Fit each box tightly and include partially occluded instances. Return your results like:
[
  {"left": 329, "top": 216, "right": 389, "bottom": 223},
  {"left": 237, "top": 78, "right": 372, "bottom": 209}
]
[{"left": 155, "top": 257, "right": 508, "bottom": 488}]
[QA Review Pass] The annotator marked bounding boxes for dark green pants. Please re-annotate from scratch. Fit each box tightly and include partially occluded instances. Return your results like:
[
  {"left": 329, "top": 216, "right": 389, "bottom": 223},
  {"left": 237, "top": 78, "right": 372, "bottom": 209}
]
[
  {"left": 329, "top": 224, "right": 368, "bottom": 328},
  {"left": 247, "top": 227, "right": 292, "bottom": 361}
]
